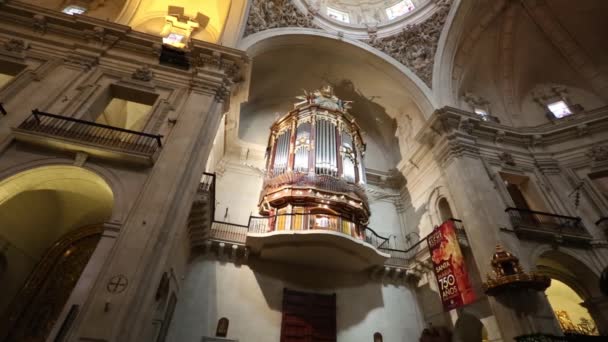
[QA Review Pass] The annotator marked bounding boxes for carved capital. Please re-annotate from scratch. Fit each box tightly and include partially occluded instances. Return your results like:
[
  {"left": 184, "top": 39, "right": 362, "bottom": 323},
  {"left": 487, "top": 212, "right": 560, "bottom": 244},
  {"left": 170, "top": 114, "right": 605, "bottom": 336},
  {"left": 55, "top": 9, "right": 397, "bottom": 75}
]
[
  {"left": 3, "top": 39, "right": 29, "bottom": 53},
  {"left": 32, "top": 14, "right": 47, "bottom": 34},
  {"left": 132, "top": 65, "right": 154, "bottom": 82},
  {"left": 588, "top": 145, "right": 608, "bottom": 162}
]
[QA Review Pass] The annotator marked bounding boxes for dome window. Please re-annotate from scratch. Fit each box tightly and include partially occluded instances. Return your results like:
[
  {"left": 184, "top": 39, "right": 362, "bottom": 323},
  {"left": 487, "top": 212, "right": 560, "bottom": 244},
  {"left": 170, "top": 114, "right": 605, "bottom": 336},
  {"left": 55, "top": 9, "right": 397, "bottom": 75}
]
[
  {"left": 547, "top": 100, "right": 572, "bottom": 119},
  {"left": 386, "top": 0, "right": 415, "bottom": 20},
  {"left": 327, "top": 7, "right": 350, "bottom": 23},
  {"left": 62, "top": 5, "right": 86, "bottom": 15}
]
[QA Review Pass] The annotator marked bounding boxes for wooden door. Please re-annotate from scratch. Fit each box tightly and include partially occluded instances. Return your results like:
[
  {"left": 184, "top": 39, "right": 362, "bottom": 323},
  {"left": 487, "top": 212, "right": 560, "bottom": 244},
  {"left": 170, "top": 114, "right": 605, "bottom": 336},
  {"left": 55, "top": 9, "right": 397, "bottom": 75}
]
[{"left": 281, "top": 289, "right": 336, "bottom": 342}]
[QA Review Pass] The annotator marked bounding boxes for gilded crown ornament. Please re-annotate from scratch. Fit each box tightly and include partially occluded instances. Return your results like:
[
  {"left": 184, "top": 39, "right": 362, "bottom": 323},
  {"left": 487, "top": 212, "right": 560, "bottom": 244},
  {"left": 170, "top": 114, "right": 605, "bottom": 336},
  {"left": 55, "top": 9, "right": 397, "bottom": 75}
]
[{"left": 482, "top": 245, "right": 551, "bottom": 296}]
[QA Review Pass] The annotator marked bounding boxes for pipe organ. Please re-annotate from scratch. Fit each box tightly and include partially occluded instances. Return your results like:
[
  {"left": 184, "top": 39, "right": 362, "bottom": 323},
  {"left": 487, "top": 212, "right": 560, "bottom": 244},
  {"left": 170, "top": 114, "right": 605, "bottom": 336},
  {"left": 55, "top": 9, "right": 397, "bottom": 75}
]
[{"left": 259, "top": 86, "right": 370, "bottom": 232}]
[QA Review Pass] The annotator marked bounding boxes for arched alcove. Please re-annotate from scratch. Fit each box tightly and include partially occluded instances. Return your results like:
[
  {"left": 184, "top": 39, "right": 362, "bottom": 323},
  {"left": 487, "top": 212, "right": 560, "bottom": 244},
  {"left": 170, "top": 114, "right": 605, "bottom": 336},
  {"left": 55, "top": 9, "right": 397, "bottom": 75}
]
[
  {"left": 0, "top": 165, "right": 114, "bottom": 341},
  {"left": 536, "top": 249, "right": 607, "bottom": 335},
  {"left": 437, "top": 197, "right": 454, "bottom": 222},
  {"left": 235, "top": 32, "right": 435, "bottom": 171},
  {"left": 453, "top": 312, "right": 486, "bottom": 342}
]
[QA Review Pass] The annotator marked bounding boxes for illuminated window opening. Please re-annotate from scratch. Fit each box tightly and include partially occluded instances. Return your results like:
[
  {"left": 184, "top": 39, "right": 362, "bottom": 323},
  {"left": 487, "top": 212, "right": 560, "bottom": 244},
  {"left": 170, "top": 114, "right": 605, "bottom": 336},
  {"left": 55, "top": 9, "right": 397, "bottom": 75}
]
[
  {"left": 547, "top": 100, "right": 572, "bottom": 118},
  {"left": 474, "top": 107, "right": 488, "bottom": 117},
  {"left": 546, "top": 279, "right": 598, "bottom": 335},
  {"left": 386, "top": 0, "right": 415, "bottom": 20},
  {"left": 162, "top": 33, "right": 185, "bottom": 47},
  {"left": 327, "top": 7, "right": 350, "bottom": 23},
  {"left": 62, "top": 5, "right": 87, "bottom": 15}
]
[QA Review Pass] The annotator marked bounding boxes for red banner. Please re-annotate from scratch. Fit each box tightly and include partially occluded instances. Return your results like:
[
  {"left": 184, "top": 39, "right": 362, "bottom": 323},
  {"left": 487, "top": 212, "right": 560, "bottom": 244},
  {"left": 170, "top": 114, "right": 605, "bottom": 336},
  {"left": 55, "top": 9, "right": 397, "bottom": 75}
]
[{"left": 427, "top": 220, "right": 476, "bottom": 311}]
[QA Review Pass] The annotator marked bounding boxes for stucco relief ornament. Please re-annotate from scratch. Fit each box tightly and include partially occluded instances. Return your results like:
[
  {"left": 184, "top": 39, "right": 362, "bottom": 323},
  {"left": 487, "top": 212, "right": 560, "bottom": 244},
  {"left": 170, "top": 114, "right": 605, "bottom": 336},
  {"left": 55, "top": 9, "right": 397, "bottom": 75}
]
[
  {"left": 32, "top": 14, "right": 47, "bottom": 34},
  {"left": 499, "top": 152, "right": 516, "bottom": 166},
  {"left": 295, "top": 86, "right": 352, "bottom": 112},
  {"left": 588, "top": 145, "right": 608, "bottom": 162},
  {"left": 367, "top": 0, "right": 453, "bottom": 87},
  {"left": 3, "top": 39, "right": 29, "bottom": 52},
  {"left": 132, "top": 65, "right": 154, "bottom": 82},
  {"left": 244, "top": 0, "right": 319, "bottom": 36}
]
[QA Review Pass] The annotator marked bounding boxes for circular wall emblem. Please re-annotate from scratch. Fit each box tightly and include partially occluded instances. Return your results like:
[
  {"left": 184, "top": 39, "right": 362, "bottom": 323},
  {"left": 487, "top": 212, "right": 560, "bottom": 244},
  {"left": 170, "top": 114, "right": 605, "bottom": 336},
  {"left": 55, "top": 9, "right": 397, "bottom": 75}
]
[{"left": 107, "top": 274, "right": 128, "bottom": 294}]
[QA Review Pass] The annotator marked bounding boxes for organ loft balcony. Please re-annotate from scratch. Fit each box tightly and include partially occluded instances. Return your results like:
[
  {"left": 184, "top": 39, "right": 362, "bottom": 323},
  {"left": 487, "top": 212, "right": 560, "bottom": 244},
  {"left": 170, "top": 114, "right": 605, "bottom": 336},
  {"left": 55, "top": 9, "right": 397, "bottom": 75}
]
[{"left": 245, "top": 86, "right": 390, "bottom": 271}]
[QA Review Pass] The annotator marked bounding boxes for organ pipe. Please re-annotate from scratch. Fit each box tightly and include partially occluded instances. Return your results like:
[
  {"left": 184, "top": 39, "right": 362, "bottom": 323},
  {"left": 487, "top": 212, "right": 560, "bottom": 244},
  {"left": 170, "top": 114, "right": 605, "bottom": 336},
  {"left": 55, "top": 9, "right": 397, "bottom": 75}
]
[{"left": 262, "top": 86, "right": 369, "bottom": 221}]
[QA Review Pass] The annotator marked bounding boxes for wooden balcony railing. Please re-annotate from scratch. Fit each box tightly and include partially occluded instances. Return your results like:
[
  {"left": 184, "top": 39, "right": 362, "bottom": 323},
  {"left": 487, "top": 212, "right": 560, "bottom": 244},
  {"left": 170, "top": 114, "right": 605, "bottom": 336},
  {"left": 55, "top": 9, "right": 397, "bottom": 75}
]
[
  {"left": 15, "top": 110, "right": 162, "bottom": 159},
  {"left": 248, "top": 213, "right": 390, "bottom": 249},
  {"left": 506, "top": 207, "right": 592, "bottom": 243}
]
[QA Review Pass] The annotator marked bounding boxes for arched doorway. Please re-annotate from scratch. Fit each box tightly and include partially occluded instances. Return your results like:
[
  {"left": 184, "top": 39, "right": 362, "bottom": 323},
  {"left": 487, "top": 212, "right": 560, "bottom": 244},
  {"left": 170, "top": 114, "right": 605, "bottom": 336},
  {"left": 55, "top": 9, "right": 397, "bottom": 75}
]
[
  {"left": 453, "top": 312, "right": 488, "bottom": 342},
  {"left": 546, "top": 279, "right": 599, "bottom": 336},
  {"left": 0, "top": 165, "right": 114, "bottom": 342},
  {"left": 537, "top": 250, "right": 606, "bottom": 336}
]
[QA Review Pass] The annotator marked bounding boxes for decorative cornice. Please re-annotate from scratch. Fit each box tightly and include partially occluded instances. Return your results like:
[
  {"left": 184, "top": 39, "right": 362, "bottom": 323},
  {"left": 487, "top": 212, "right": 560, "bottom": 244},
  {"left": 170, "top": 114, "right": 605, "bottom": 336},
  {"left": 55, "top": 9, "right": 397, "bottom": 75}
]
[
  {"left": 413, "top": 106, "right": 608, "bottom": 173},
  {"left": 244, "top": 0, "right": 319, "bottom": 37}
]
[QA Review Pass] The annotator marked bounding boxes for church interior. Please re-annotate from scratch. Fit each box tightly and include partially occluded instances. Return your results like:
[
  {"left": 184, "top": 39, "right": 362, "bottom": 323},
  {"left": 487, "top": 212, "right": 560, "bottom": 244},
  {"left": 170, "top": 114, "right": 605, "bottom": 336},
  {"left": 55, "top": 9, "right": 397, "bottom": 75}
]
[{"left": 0, "top": 0, "right": 607, "bottom": 341}]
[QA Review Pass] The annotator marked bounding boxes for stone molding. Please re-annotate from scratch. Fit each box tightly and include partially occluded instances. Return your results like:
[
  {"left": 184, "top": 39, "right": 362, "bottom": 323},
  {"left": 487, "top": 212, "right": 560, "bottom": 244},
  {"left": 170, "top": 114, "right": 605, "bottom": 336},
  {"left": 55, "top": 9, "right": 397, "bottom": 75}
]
[
  {"left": 0, "top": 2, "right": 248, "bottom": 99},
  {"left": 243, "top": 0, "right": 452, "bottom": 87},
  {"left": 413, "top": 105, "right": 608, "bottom": 171}
]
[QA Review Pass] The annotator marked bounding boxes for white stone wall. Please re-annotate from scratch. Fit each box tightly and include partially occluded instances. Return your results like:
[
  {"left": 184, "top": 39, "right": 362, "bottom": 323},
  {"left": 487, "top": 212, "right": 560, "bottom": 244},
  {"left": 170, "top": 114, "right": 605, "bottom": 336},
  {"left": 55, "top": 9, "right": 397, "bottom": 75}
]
[
  {"left": 167, "top": 258, "right": 424, "bottom": 342},
  {"left": 214, "top": 163, "right": 264, "bottom": 224}
]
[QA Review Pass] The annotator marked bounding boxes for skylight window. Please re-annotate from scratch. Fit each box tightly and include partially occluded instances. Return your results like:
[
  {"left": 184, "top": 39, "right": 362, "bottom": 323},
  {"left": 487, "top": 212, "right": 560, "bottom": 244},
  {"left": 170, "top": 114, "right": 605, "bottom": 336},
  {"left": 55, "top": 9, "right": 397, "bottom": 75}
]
[
  {"left": 386, "top": 0, "right": 415, "bottom": 20},
  {"left": 327, "top": 7, "right": 350, "bottom": 23},
  {"left": 62, "top": 5, "right": 86, "bottom": 15},
  {"left": 163, "top": 33, "right": 185, "bottom": 47},
  {"left": 547, "top": 100, "right": 572, "bottom": 118},
  {"left": 474, "top": 108, "right": 490, "bottom": 121}
]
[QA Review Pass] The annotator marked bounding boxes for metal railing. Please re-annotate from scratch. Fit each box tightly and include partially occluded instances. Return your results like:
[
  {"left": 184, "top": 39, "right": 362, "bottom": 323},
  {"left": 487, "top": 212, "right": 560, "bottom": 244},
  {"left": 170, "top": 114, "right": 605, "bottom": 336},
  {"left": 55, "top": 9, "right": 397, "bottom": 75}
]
[
  {"left": 247, "top": 213, "right": 390, "bottom": 249},
  {"left": 18, "top": 109, "right": 163, "bottom": 154},
  {"left": 209, "top": 221, "right": 247, "bottom": 244},
  {"left": 505, "top": 207, "right": 590, "bottom": 237},
  {"left": 379, "top": 218, "right": 465, "bottom": 266}
]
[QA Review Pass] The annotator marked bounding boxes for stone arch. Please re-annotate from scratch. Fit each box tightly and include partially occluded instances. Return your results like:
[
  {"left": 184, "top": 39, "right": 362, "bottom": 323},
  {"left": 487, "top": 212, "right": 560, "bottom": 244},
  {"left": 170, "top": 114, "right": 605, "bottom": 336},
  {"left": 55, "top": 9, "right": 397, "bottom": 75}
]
[
  {"left": 427, "top": 186, "right": 458, "bottom": 227},
  {"left": 452, "top": 310, "right": 488, "bottom": 342},
  {"left": 0, "top": 159, "right": 127, "bottom": 223},
  {"left": 238, "top": 28, "right": 438, "bottom": 116},
  {"left": 439, "top": 0, "right": 608, "bottom": 126},
  {"left": 533, "top": 247, "right": 607, "bottom": 335},
  {"left": 453, "top": 311, "right": 487, "bottom": 342},
  {"left": 0, "top": 165, "right": 115, "bottom": 341},
  {"left": 533, "top": 248, "right": 601, "bottom": 299}
]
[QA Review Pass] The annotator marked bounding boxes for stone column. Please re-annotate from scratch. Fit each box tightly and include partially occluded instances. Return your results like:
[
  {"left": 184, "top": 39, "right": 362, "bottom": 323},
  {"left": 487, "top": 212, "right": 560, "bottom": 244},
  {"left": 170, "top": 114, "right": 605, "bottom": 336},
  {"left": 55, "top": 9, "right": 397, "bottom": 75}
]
[
  {"left": 581, "top": 296, "right": 608, "bottom": 335},
  {"left": 67, "top": 47, "right": 246, "bottom": 342},
  {"left": 425, "top": 114, "right": 562, "bottom": 341}
]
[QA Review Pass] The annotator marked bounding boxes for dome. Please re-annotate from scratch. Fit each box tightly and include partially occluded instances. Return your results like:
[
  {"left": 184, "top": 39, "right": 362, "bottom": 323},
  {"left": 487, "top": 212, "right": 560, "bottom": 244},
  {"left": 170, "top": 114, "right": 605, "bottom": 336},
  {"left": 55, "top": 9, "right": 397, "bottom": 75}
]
[
  {"left": 320, "top": 0, "right": 424, "bottom": 25},
  {"left": 297, "top": 0, "right": 439, "bottom": 38}
]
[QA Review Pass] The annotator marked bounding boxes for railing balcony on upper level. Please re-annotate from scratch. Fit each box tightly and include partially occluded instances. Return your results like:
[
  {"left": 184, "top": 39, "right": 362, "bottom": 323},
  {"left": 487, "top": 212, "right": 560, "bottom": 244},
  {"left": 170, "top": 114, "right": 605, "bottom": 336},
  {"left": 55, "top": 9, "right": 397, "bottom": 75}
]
[
  {"left": 12, "top": 110, "right": 163, "bottom": 166},
  {"left": 378, "top": 218, "right": 468, "bottom": 269},
  {"left": 247, "top": 213, "right": 390, "bottom": 271},
  {"left": 506, "top": 207, "right": 592, "bottom": 244}
]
